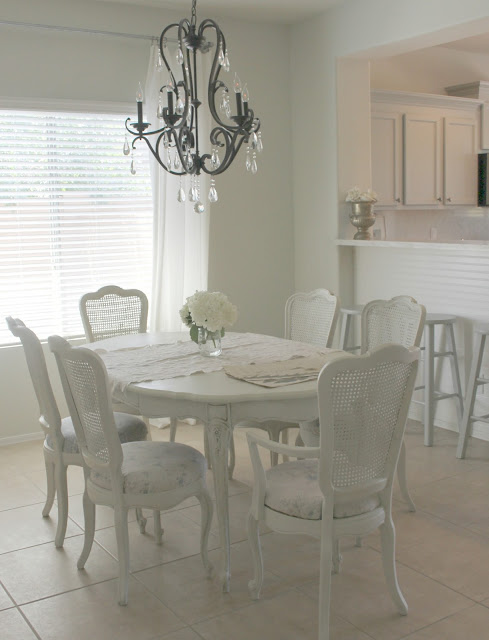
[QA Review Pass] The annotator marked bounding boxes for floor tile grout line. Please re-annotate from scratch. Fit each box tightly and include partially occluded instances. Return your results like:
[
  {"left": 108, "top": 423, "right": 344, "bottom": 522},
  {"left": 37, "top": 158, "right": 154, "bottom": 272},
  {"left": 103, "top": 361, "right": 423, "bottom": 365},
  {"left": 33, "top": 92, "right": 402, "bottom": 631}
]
[
  {"left": 396, "top": 602, "right": 483, "bottom": 639},
  {"left": 15, "top": 576, "right": 119, "bottom": 608},
  {"left": 362, "top": 541, "right": 486, "bottom": 609},
  {"left": 0, "top": 587, "right": 45, "bottom": 640}
]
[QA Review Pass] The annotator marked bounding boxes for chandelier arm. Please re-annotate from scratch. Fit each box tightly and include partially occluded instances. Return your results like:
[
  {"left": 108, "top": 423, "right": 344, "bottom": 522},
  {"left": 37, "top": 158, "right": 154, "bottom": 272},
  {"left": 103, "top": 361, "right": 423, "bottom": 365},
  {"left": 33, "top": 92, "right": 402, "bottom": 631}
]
[
  {"left": 200, "top": 126, "right": 247, "bottom": 175},
  {"left": 199, "top": 19, "right": 239, "bottom": 133},
  {"left": 125, "top": 117, "right": 172, "bottom": 139},
  {"left": 141, "top": 132, "right": 186, "bottom": 176},
  {"left": 159, "top": 23, "right": 182, "bottom": 91}
]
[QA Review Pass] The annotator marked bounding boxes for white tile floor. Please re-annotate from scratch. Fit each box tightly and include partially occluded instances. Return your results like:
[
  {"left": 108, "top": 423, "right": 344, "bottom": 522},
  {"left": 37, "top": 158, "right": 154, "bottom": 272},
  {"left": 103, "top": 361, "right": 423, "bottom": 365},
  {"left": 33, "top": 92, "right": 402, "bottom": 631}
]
[{"left": 1, "top": 419, "right": 489, "bottom": 639}]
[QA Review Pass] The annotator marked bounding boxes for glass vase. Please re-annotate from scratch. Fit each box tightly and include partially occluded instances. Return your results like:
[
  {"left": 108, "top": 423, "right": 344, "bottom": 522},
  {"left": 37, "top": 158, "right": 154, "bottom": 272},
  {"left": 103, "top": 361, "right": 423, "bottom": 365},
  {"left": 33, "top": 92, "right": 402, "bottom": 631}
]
[{"left": 197, "top": 327, "right": 222, "bottom": 357}]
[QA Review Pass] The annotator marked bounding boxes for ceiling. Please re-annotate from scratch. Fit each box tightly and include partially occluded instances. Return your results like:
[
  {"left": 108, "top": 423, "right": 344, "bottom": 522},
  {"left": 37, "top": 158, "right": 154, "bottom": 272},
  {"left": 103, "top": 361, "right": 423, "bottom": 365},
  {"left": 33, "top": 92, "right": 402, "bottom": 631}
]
[{"left": 95, "top": 0, "right": 345, "bottom": 24}]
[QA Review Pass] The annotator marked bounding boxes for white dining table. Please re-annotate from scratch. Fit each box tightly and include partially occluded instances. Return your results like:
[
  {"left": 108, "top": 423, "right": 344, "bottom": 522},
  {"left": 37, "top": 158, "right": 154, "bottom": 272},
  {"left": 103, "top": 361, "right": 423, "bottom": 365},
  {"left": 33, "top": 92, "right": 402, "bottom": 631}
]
[{"left": 85, "top": 331, "right": 340, "bottom": 591}]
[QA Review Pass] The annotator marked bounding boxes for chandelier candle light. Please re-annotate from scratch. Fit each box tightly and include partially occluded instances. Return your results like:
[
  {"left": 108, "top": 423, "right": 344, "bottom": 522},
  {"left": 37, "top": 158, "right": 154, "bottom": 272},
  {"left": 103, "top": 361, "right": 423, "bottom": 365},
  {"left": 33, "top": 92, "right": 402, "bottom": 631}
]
[
  {"left": 346, "top": 187, "right": 378, "bottom": 240},
  {"left": 180, "top": 290, "right": 238, "bottom": 357},
  {"left": 124, "top": 0, "right": 262, "bottom": 213}
]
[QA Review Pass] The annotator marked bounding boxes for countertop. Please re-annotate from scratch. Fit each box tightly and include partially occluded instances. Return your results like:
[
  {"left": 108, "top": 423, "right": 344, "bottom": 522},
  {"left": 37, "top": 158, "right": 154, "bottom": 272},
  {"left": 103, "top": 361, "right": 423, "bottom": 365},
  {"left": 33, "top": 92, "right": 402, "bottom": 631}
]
[{"left": 336, "top": 239, "right": 489, "bottom": 250}]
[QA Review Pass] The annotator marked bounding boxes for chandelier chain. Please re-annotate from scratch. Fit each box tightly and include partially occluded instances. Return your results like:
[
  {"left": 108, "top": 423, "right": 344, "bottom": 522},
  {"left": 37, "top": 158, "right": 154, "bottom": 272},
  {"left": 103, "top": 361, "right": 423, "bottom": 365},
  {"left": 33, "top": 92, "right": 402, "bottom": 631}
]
[{"left": 191, "top": 0, "right": 197, "bottom": 27}]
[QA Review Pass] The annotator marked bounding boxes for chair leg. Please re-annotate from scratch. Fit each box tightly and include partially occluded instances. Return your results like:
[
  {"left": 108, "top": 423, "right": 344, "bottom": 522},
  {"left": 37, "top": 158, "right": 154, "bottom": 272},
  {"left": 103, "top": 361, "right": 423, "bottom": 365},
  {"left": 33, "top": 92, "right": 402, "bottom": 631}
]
[
  {"left": 198, "top": 490, "right": 214, "bottom": 577},
  {"left": 397, "top": 439, "right": 416, "bottom": 512},
  {"left": 424, "top": 323, "right": 435, "bottom": 447},
  {"left": 143, "top": 416, "right": 152, "bottom": 440},
  {"left": 135, "top": 508, "right": 147, "bottom": 534},
  {"left": 267, "top": 424, "right": 282, "bottom": 467},
  {"left": 332, "top": 538, "right": 342, "bottom": 574},
  {"left": 42, "top": 456, "right": 56, "bottom": 517},
  {"left": 114, "top": 506, "right": 130, "bottom": 606},
  {"left": 153, "top": 511, "right": 163, "bottom": 544},
  {"left": 447, "top": 323, "right": 464, "bottom": 425},
  {"left": 204, "top": 429, "right": 211, "bottom": 469},
  {"left": 169, "top": 417, "right": 177, "bottom": 442},
  {"left": 379, "top": 513, "right": 408, "bottom": 615},
  {"left": 318, "top": 517, "right": 334, "bottom": 640},
  {"left": 54, "top": 463, "right": 68, "bottom": 548},
  {"left": 77, "top": 478, "right": 95, "bottom": 569},
  {"left": 457, "top": 332, "right": 485, "bottom": 459},
  {"left": 228, "top": 436, "right": 236, "bottom": 479},
  {"left": 247, "top": 512, "right": 264, "bottom": 600},
  {"left": 281, "top": 428, "right": 290, "bottom": 463}
]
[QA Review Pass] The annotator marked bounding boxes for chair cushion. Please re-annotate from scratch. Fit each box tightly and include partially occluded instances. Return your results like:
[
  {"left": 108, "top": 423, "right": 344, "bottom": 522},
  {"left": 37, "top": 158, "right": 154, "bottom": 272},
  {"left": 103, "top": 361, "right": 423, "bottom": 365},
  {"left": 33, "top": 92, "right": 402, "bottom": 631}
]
[
  {"left": 264, "top": 459, "right": 380, "bottom": 520},
  {"left": 299, "top": 419, "right": 320, "bottom": 447},
  {"left": 90, "top": 441, "right": 207, "bottom": 494},
  {"left": 45, "top": 412, "right": 148, "bottom": 455}
]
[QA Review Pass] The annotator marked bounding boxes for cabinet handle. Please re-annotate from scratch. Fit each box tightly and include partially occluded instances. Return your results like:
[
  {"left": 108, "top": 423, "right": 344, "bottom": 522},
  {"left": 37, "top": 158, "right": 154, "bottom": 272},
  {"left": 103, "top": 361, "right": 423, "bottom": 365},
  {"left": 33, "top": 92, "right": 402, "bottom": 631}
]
[
  {"left": 447, "top": 197, "right": 452, "bottom": 203},
  {"left": 395, "top": 197, "right": 401, "bottom": 203},
  {"left": 437, "top": 197, "right": 442, "bottom": 202}
]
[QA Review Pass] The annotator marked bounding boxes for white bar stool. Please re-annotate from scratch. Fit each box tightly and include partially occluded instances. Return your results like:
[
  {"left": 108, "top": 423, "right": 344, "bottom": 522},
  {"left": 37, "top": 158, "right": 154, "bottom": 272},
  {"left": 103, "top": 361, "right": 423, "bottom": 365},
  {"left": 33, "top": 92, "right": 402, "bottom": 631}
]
[
  {"left": 416, "top": 314, "right": 464, "bottom": 447},
  {"left": 456, "top": 323, "right": 489, "bottom": 459},
  {"left": 338, "top": 304, "right": 364, "bottom": 352}
]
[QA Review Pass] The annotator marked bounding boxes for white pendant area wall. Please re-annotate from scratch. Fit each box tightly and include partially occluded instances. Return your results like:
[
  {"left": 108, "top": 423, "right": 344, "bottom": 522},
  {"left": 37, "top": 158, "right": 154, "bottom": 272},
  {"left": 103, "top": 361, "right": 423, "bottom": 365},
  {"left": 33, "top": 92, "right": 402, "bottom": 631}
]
[{"left": 348, "top": 241, "right": 489, "bottom": 440}]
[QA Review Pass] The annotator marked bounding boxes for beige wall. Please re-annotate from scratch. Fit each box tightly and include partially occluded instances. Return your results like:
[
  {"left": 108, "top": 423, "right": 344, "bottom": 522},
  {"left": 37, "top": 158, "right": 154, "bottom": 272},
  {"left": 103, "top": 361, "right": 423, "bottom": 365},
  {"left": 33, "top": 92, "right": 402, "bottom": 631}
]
[
  {"left": 0, "top": 0, "right": 294, "bottom": 440},
  {"left": 371, "top": 45, "right": 489, "bottom": 95}
]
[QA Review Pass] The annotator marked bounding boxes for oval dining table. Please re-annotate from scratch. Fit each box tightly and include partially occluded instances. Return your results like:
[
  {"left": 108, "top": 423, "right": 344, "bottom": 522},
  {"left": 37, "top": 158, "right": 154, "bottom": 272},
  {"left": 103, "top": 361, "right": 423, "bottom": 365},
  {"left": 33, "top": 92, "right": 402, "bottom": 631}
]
[{"left": 85, "top": 331, "right": 340, "bottom": 592}]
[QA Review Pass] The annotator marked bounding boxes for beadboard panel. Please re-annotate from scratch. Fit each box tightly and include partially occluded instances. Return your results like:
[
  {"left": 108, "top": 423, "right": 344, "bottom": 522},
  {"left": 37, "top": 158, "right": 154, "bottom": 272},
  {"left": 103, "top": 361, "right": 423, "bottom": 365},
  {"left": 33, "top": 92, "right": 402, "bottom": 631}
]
[{"left": 352, "top": 244, "right": 489, "bottom": 442}]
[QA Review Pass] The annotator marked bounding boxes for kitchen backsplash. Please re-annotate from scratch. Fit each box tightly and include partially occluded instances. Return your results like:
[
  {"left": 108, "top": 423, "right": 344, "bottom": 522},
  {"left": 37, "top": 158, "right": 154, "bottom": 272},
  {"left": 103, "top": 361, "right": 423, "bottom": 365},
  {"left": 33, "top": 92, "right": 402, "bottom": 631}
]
[{"left": 375, "top": 207, "right": 489, "bottom": 242}]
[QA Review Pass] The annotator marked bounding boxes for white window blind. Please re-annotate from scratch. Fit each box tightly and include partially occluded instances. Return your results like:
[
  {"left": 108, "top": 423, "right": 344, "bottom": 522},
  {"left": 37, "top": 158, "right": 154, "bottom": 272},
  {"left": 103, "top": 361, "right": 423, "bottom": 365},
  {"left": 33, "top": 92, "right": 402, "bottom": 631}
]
[{"left": 0, "top": 108, "right": 153, "bottom": 345}]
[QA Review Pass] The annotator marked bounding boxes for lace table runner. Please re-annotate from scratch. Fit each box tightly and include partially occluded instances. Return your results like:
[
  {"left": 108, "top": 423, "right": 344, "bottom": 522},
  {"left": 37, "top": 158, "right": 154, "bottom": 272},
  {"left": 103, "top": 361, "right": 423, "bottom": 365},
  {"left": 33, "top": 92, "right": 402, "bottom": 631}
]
[
  {"left": 97, "top": 332, "right": 336, "bottom": 392},
  {"left": 224, "top": 354, "right": 345, "bottom": 387}
]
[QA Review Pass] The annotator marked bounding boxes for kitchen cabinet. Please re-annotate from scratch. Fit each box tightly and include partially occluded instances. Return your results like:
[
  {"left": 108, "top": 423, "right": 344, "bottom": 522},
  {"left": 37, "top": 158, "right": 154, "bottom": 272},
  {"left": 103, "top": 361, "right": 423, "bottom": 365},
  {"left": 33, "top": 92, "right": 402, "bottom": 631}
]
[
  {"left": 403, "top": 113, "right": 442, "bottom": 206},
  {"left": 443, "top": 117, "right": 478, "bottom": 206},
  {"left": 371, "top": 112, "right": 402, "bottom": 207},
  {"left": 371, "top": 90, "right": 480, "bottom": 209}
]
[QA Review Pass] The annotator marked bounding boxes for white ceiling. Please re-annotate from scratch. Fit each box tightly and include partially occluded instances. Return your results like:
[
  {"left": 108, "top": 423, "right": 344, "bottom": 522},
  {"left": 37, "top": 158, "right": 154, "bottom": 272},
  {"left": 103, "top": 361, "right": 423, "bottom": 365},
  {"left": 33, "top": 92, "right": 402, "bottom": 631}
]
[{"left": 96, "top": 0, "right": 345, "bottom": 24}]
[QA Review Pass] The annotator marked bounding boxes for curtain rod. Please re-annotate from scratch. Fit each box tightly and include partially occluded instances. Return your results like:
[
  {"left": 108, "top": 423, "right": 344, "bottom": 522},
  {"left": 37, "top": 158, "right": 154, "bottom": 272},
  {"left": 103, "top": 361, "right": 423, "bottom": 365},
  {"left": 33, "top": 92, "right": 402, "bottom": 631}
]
[{"left": 0, "top": 19, "right": 170, "bottom": 42}]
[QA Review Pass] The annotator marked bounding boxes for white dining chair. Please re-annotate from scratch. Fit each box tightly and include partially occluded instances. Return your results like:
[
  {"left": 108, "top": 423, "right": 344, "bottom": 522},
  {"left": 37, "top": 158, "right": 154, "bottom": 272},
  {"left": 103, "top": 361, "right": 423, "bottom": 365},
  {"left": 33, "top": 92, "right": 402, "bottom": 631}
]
[
  {"left": 300, "top": 295, "right": 425, "bottom": 513},
  {"left": 361, "top": 296, "right": 426, "bottom": 513},
  {"left": 79, "top": 285, "right": 148, "bottom": 343},
  {"left": 237, "top": 289, "right": 340, "bottom": 470},
  {"left": 79, "top": 284, "right": 173, "bottom": 454},
  {"left": 49, "top": 335, "right": 213, "bottom": 606},
  {"left": 246, "top": 344, "right": 419, "bottom": 640},
  {"left": 6, "top": 317, "right": 154, "bottom": 548}
]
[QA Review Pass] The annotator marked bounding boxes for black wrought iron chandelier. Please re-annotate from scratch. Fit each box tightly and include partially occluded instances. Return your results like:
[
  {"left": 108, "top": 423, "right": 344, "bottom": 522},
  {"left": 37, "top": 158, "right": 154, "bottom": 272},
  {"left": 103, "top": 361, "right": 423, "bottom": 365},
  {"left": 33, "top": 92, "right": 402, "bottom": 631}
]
[{"left": 124, "top": 0, "right": 262, "bottom": 212}]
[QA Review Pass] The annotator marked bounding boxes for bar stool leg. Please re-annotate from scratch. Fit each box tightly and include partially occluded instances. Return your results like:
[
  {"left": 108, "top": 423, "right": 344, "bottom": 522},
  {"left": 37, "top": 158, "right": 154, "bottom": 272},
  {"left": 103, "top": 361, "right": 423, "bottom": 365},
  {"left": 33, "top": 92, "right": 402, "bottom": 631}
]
[
  {"left": 457, "top": 332, "right": 486, "bottom": 459},
  {"left": 447, "top": 323, "right": 464, "bottom": 424},
  {"left": 424, "top": 323, "right": 435, "bottom": 447},
  {"left": 339, "top": 313, "right": 352, "bottom": 351},
  {"left": 397, "top": 439, "right": 416, "bottom": 512}
]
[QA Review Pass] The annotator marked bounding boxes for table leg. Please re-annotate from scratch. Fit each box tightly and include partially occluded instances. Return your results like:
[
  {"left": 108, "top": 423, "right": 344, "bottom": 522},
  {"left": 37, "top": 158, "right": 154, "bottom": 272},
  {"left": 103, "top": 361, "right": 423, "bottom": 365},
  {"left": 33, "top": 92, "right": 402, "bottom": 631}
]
[{"left": 205, "top": 414, "right": 232, "bottom": 592}]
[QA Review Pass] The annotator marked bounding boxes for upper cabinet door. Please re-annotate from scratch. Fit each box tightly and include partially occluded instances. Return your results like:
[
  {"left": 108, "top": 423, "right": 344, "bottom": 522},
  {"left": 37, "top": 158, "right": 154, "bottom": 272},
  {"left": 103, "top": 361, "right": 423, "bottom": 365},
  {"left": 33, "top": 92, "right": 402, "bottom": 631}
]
[
  {"left": 403, "top": 114, "right": 443, "bottom": 206},
  {"left": 443, "top": 117, "right": 478, "bottom": 206},
  {"left": 371, "top": 112, "right": 402, "bottom": 207}
]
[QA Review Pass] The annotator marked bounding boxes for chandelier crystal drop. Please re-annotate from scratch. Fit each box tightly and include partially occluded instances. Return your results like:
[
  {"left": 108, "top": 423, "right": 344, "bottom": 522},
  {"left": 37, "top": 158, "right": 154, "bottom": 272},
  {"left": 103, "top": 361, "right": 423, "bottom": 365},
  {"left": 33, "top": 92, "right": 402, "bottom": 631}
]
[{"left": 124, "top": 0, "right": 262, "bottom": 211}]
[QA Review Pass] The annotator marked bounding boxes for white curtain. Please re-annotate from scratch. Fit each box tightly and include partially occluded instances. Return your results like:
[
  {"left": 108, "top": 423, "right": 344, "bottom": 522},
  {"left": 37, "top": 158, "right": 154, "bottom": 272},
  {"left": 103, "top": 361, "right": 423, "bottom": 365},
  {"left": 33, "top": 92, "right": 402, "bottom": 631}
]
[{"left": 145, "top": 43, "right": 210, "bottom": 331}]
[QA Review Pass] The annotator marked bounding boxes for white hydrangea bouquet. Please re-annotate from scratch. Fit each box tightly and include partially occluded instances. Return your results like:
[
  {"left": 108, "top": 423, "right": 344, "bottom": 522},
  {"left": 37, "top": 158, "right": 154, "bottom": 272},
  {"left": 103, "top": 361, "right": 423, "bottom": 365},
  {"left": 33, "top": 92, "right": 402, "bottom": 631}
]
[
  {"left": 345, "top": 186, "right": 378, "bottom": 203},
  {"left": 180, "top": 290, "right": 238, "bottom": 344}
]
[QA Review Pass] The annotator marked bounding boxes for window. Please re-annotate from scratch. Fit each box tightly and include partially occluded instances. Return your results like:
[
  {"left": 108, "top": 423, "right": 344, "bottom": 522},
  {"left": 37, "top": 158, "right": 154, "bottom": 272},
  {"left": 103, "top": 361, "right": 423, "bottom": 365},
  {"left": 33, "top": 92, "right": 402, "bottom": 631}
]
[{"left": 0, "top": 107, "right": 153, "bottom": 344}]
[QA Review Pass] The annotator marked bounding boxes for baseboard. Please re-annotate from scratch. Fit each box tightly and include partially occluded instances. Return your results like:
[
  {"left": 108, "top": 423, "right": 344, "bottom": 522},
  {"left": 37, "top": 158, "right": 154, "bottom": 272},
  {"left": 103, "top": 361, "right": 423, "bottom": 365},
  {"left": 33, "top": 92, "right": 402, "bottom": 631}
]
[{"left": 0, "top": 432, "right": 44, "bottom": 447}]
